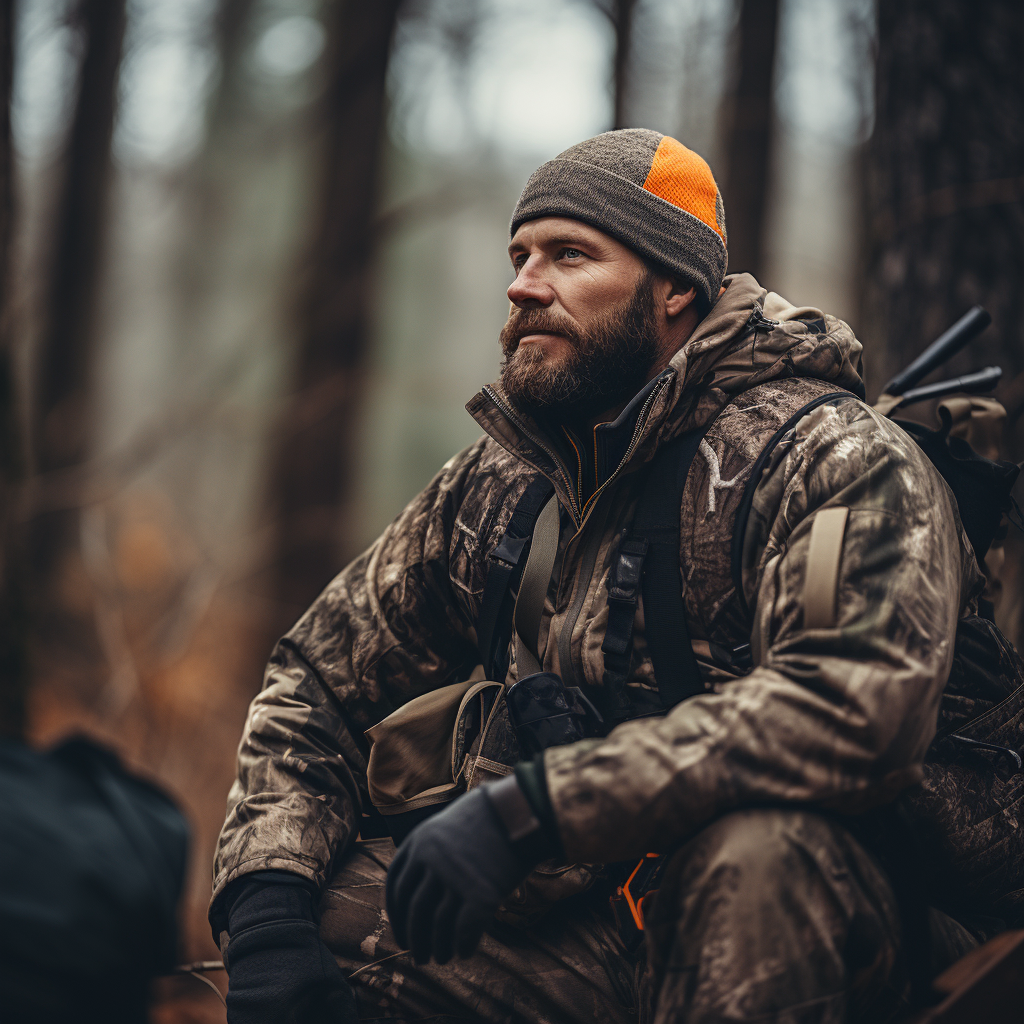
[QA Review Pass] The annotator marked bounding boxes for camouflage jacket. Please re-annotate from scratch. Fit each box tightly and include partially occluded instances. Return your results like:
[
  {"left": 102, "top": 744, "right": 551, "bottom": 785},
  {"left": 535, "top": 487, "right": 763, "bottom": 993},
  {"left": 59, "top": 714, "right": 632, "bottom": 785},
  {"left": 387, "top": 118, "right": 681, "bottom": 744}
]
[{"left": 214, "top": 273, "right": 1020, "bottom": 924}]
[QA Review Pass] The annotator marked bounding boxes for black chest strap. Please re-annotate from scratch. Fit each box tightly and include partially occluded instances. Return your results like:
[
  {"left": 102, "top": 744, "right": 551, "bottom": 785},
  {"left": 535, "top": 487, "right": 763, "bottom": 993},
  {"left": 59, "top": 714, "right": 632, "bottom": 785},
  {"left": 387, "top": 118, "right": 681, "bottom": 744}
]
[{"left": 602, "top": 428, "right": 708, "bottom": 711}]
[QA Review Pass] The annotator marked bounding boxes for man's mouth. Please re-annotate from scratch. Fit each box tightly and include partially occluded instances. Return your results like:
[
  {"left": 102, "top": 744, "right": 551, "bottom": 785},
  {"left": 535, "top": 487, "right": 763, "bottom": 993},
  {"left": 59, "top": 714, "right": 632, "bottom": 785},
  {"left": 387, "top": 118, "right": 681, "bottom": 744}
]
[{"left": 518, "top": 331, "right": 566, "bottom": 345}]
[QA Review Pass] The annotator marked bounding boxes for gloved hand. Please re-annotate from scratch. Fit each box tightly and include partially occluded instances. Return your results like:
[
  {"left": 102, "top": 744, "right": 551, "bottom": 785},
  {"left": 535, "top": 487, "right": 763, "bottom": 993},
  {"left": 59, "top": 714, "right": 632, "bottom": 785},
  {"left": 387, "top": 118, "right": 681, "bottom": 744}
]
[
  {"left": 385, "top": 777, "right": 555, "bottom": 964},
  {"left": 224, "top": 874, "right": 357, "bottom": 1024}
]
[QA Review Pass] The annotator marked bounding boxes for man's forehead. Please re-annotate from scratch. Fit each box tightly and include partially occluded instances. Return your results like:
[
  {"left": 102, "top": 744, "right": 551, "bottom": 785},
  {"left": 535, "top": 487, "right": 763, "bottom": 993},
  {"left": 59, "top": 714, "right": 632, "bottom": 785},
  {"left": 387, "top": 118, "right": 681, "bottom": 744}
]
[{"left": 508, "top": 216, "right": 616, "bottom": 251}]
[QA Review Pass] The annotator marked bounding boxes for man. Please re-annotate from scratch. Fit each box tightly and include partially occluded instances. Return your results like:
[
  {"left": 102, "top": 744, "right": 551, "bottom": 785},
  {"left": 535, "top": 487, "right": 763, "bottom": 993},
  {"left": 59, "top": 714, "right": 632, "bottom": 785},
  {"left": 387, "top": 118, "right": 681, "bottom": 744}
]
[{"left": 211, "top": 129, "right": 1015, "bottom": 1023}]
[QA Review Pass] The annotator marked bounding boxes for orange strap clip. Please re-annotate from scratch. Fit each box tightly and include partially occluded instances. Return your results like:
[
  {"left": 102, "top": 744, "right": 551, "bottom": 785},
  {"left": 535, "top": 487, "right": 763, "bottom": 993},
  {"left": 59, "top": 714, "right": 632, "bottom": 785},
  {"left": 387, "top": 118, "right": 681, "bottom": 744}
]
[{"left": 618, "top": 852, "right": 661, "bottom": 931}]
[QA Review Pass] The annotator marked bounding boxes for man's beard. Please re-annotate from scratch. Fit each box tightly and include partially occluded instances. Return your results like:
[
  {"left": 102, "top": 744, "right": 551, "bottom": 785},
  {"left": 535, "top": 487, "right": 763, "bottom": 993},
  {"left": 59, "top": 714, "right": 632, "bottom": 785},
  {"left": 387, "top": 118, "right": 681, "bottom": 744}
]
[{"left": 498, "top": 271, "right": 659, "bottom": 423}]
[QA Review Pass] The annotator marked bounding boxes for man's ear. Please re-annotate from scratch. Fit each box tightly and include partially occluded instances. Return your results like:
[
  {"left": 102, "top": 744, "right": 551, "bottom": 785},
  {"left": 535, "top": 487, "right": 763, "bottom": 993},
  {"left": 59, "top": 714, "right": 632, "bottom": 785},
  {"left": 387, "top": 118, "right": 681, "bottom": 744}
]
[{"left": 664, "top": 280, "right": 698, "bottom": 318}]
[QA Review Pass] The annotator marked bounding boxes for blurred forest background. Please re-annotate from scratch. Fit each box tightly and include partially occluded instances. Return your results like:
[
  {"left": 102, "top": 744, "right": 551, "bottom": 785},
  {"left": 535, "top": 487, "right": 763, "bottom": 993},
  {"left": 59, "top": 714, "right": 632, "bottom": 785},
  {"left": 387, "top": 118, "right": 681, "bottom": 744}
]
[{"left": 0, "top": 0, "right": 1021, "bottom": 1018}]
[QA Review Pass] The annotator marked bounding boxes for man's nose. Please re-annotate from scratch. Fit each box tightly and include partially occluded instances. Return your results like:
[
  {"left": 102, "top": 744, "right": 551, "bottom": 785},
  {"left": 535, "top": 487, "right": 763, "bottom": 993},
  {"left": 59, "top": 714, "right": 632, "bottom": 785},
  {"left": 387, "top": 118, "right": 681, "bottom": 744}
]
[{"left": 507, "top": 255, "right": 555, "bottom": 308}]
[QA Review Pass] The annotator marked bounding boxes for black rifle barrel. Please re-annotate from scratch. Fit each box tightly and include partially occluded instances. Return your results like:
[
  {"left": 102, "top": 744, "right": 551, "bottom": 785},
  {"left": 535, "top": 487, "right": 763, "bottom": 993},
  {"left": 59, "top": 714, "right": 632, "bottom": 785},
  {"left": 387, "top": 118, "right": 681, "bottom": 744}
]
[
  {"left": 895, "top": 365, "right": 1002, "bottom": 409},
  {"left": 884, "top": 306, "right": 992, "bottom": 396}
]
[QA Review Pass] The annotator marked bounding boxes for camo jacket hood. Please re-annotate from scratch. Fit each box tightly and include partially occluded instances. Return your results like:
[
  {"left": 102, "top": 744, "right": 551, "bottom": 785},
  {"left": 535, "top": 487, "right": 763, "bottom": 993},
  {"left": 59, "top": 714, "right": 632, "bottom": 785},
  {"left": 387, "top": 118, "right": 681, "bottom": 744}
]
[
  {"left": 466, "top": 273, "right": 866, "bottom": 525},
  {"left": 212, "top": 273, "right": 1001, "bottom": 932}
]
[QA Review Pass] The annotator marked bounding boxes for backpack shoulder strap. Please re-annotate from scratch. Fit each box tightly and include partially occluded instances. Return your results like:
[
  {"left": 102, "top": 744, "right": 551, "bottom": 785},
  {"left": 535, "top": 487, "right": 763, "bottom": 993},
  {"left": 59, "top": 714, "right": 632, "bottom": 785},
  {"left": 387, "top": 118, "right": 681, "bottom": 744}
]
[
  {"left": 481, "top": 388, "right": 854, "bottom": 704},
  {"left": 512, "top": 493, "right": 560, "bottom": 678},
  {"left": 602, "top": 424, "right": 717, "bottom": 712},
  {"left": 729, "top": 390, "right": 852, "bottom": 617},
  {"left": 634, "top": 428, "right": 709, "bottom": 708},
  {"left": 477, "top": 476, "right": 554, "bottom": 680}
]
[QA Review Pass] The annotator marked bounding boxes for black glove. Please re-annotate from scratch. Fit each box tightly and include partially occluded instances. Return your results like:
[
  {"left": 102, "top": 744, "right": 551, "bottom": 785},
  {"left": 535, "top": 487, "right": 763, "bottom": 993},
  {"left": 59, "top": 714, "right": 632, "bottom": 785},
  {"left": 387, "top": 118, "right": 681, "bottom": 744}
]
[
  {"left": 224, "top": 873, "right": 358, "bottom": 1024},
  {"left": 385, "top": 776, "right": 556, "bottom": 964}
]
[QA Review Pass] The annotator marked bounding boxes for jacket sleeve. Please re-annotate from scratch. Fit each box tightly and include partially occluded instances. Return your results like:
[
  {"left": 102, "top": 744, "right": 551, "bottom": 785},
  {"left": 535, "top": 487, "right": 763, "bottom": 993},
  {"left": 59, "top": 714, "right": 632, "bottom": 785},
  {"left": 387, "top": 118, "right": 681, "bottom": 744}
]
[
  {"left": 211, "top": 441, "right": 490, "bottom": 905},
  {"left": 543, "top": 401, "right": 984, "bottom": 863}
]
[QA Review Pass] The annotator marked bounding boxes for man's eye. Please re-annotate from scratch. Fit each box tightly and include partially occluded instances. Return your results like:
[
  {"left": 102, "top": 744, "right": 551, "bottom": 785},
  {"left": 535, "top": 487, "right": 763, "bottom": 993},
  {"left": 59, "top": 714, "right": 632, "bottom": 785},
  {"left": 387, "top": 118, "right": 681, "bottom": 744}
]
[{"left": 561, "top": 248, "right": 583, "bottom": 260}]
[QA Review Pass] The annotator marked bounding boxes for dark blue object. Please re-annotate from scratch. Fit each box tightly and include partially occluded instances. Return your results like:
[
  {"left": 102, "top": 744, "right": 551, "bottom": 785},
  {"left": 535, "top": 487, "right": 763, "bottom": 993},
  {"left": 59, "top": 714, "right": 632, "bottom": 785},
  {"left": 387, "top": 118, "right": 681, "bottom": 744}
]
[{"left": 0, "top": 736, "right": 188, "bottom": 1023}]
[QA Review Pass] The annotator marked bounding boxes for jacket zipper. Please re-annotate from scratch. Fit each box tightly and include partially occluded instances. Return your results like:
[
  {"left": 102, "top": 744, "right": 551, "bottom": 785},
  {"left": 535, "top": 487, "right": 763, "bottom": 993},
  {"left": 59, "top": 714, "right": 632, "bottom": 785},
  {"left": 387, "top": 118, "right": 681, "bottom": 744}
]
[
  {"left": 557, "top": 376, "right": 670, "bottom": 686},
  {"left": 482, "top": 385, "right": 582, "bottom": 523},
  {"left": 576, "top": 375, "right": 668, "bottom": 527},
  {"left": 483, "top": 374, "right": 671, "bottom": 686}
]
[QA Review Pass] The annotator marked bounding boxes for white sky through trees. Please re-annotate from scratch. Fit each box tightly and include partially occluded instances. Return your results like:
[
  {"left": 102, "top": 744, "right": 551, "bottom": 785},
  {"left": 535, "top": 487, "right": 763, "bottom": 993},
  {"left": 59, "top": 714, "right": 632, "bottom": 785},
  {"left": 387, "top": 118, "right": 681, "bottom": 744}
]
[
  {"left": 13, "top": 0, "right": 873, "bottom": 169},
  {"left": 8, "top": 0, "right": 875, "bottom": 561}
]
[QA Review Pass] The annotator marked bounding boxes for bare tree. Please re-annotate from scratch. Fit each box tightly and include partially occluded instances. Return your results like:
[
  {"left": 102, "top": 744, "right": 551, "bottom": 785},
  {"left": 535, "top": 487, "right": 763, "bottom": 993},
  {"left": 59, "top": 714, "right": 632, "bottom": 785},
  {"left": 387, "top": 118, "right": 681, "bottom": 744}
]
[
  {"left": 862, "top": 0, "right": 1024, "bottom": 643},
  {"left": 585, "top": 0, "right": 639, "bottom": 129},
  {"left": 264, "top": 0, "right": 403, "bottom": 633},
  {"left": 30, "top": 0, "right": 127, "bottom": 694},
  {"left": 207, "top": 0, "right": 258, "bottom": 131},
  {"left": 172, "top": 0, "right": 258, "bottom": 352},
  {"left": 35, "top": 0, "right": 126, "bottom": 474},
  {"left": 720, "top": 0, "right": 780, "bottom": 278},
  {"left": 609, "top": 0, "right": 639, "bottom": 129},
  {"left": 0, "top": 0, "right": 25, "bottom": 738}
]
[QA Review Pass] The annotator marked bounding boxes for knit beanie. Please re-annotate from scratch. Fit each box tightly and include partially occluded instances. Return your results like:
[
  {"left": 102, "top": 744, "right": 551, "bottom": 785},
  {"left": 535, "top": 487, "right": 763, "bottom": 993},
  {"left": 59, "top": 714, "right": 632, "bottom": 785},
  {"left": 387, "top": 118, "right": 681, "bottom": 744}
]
[{"left": 510, "top": 128, "right": 728, "bottom": 308}]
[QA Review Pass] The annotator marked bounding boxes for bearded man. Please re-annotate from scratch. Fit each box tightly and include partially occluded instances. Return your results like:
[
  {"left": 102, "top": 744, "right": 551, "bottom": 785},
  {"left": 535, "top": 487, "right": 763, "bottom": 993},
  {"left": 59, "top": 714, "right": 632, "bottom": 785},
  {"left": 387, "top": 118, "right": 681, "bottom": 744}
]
[{"left": 211, "top": 130, "right": 1019, "bottom": 1024}]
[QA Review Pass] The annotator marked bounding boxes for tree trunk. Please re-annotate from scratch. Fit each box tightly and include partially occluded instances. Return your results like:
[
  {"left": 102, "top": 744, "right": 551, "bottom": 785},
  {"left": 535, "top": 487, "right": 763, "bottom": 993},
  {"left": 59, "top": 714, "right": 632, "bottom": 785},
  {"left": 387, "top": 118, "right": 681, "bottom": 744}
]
[
  {"left": 265, "top": 0, "right": 401, "bottom": 633},
  {"left": 862, "top": 0, "right": 1024, "bottom": 402},
  {"left": 862, "top": 0, "right": 1024, "bottom": 643},
  {"left": 208, "top": 0, "right": 257, "bottom": 131},
  {"left": 0, "top": 0, "right": 25, "bottom": 738},
  {"left": 610, "top": 0, "right": 639, "bottom": 130},
  {"left": 35, "top": 0, "right": 126, "bottom": 474},
  {"left": 720, "top": 0, "right": 780, "bottom": 279},
  {"left": 29, "top": 0, "right": 126, "bottom": 694}
]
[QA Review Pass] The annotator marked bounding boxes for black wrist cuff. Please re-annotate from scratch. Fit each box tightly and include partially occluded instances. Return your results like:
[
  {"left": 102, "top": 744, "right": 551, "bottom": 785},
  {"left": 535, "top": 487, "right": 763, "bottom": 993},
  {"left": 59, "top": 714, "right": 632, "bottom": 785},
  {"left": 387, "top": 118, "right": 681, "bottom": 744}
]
[
  {"left": 514, "top": 757, "right": 564, "bottom": 857},
  {"left": 485, "top": 773, "right": 559, "bottom": 868},
  {"left": 214, "top": 871, "right": 319, "bottom": 941}
]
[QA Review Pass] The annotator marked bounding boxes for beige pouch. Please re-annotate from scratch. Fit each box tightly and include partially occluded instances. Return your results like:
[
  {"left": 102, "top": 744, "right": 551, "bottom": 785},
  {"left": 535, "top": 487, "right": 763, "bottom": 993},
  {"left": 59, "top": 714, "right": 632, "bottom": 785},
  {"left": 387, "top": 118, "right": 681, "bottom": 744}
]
[
  {"left": 365, "top": 676, "right": 513, "bottom": 843},
  {"left": 365, "top": 493, "right": 563, "bottom": 837}
]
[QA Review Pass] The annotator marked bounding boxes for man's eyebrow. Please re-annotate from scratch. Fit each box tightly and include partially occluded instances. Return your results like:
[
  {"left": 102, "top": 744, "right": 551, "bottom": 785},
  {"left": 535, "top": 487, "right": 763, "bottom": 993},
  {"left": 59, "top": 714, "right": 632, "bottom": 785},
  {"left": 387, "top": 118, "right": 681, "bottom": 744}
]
[
  {"left": 507, "top": 234, "right": 600, "bottom": 256},
  {"left": 549, "top": 235, "right": 597, "bottom": 249}
]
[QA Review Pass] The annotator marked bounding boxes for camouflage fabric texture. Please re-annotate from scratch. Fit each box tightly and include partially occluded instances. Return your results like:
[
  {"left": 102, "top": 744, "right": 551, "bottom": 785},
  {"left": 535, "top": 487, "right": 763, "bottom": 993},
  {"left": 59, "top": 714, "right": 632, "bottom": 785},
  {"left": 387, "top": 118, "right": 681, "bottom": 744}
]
[
  {"left": 213, "top": 272, "right": 1022, "bottom": 1017},
  {"left": 323, "top": 810, "right": 915, "bottom": 1024},
  {"left": 322, "top": 811, "right": 985, "bottom": 1023}
]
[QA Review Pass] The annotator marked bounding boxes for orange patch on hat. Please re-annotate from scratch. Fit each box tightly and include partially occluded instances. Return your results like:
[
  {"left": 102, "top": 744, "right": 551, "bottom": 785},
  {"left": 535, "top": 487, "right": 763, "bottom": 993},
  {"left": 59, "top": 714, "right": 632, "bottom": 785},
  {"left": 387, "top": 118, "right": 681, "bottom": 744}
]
[{"left": 642, "top": 136, "right": 725, "bottom": 243}]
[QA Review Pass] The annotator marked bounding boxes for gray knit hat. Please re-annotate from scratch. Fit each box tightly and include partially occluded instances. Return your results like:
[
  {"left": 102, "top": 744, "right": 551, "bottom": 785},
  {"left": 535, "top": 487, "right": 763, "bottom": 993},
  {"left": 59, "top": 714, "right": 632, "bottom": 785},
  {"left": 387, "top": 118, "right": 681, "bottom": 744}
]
[{"left": 510, "top": 128, "right": 728, "bottom": 308}]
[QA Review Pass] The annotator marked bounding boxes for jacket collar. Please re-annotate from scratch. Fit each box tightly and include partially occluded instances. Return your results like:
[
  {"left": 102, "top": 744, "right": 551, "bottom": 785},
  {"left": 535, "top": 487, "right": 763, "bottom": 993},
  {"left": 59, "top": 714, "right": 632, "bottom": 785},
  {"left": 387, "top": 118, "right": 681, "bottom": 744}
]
[
  {"left": 466, "top": 273, "right": 865, "bottom": 523},
  {"left": 546, "top": 375, "right": 668, "bottom": 515}
]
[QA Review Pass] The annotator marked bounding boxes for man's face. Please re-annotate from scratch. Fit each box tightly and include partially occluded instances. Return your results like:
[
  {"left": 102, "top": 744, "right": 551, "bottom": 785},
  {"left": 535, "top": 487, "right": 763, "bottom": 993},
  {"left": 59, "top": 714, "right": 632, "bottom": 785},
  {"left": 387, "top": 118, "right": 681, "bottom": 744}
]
[{"left": 500, "top": 217, "right": 660, "bottom": 422}]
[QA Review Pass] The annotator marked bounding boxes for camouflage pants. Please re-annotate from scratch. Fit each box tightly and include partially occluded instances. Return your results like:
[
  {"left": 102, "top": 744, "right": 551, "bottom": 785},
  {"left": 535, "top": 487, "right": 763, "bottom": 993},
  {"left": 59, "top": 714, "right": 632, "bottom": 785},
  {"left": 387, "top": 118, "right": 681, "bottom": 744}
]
[{"left": 319, "top": 808, "right": 960, "bottom": 1023}]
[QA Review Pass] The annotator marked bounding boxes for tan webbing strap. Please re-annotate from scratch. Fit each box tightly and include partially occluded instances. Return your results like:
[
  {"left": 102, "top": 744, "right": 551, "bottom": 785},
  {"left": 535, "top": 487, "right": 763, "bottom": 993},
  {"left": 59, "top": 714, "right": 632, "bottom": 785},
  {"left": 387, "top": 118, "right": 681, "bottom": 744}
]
[
  {"left": 512, "top": 494, "right": 560, "bottom": 677},
  {"left": 803, "top": 506, "right": 849, "bottom": 630},
  {"left": 872, "top": 393, "right": 903, "bottom": 417}
]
